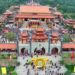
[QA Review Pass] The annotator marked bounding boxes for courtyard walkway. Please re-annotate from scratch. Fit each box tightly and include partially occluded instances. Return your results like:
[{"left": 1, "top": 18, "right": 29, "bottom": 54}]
[{"left": 15, "top": 55, "right": 67, "bottom": 75}]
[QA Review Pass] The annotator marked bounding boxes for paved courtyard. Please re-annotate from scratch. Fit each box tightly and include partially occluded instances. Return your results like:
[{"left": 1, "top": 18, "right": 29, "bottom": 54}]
[{"left": 15, "top": 55, "right": 67, "bottom": 75}]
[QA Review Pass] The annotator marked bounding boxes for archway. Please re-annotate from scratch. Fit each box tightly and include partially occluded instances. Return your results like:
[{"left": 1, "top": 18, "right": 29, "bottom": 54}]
[
  {"left": 34, "top": 47, "right": 46, "bottom": 55},
  {"left": 51, "top": 47, "right": 58, "bottom": 55},
  {"left": 21, "top": 48, "right": 25, "bottom": 55},
  {"left": 41, "top": 47, "right": 45, "bottom": 55},
  {"left": 34, "top": 48, "right": 41, "bottom": 55}
]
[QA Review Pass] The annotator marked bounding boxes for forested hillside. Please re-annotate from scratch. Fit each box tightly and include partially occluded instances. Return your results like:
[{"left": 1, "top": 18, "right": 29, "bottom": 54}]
[
  {"left": 0, "top": 0, "right": 26, "bottom": 14},
  {"left": 0, "top": 0, "right": 75, "bottom": 19}
]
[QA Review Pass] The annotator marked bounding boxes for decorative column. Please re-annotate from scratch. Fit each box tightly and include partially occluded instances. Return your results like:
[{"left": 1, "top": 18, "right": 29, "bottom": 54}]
[
  {"left": 60, "top": 34, "right": 63, "bottom": 53},
  {"left": 48, "top": 35, "right": 50, "bottom": 54},
  {"left": 16, "top": 28, "right": 19, "bottom": 56},
  {"left": 46, "top": 29, "right": 52, "bottom": 55},
  {"left": 29, "top": 36, "right": 32, "bottom": 54},
  {"left": 29, "top": 30, "right": 33, "bottom": 54}
]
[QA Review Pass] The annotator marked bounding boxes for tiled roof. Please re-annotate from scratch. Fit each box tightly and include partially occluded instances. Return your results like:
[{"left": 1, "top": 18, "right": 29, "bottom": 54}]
[
  {"left": 0, "top": 44, "right": 16, "bottom": 49},
  {"left": 19, "top": 5, "right": 51, "bottom": 14},
  {"left": 21, "top": 32, "right": 28, "bottom": 36},
  {"left": 52, "top": 32, "right": 59, "bottom": 36},
  {"left": 62, "top": 43, "right": 75, "bottom": 48},
  {"left": 36, "top": 28, "right": 45, "bottom": 32},
  {"left": 32, "top": 35, "right": 47, "bottom": 40},
  {"left": 3, "top": 10, "right": 12, "bottom": 15},
  {"left": 54, "top": 12, "right": 62, "bottom": 16},
  {"left": 64, "top": 19, "right": 75, "bottom": 24},
  {"left": 16, "top": 14, "right": 55, "bottom": 19}
]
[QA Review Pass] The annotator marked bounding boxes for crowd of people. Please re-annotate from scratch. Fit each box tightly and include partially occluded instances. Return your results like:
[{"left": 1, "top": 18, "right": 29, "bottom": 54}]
[
  {"left": 0, "top": 35, "right": 7, "bottom": 43},
  {"left": 16, "top": 48, "right": 67, "bottom": 75},
  {"left": 16, "top": 56, "right": 66, "bottom": 75}
]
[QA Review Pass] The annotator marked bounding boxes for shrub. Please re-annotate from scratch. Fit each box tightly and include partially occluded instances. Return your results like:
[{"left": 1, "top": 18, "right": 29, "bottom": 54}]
[
  {"left": 12, "top": 71, "right": 17, "bottom": 75},
  {"left": 65, "top": 70, "right": 72, "bottom": 75},
  {"left": 7, "top": 65, "right": 15, "bottom": 73},
  {"left": 65, "top": 64, "right": 75, "bottom": 73},
  {"left": 16, "top": 62, "right": 20, "bottom": 66},
  {"left": 5, "top": 32, "right": 16, "bottom": 41},
  {"left": 63, "top": 34, "right": 72, "bottom": 42}
]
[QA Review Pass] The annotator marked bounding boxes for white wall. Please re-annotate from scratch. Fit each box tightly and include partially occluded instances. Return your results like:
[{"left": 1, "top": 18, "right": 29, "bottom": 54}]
[
  {"left": 31, "top": 42, "right": 48, "bottom": 53},
  {"left": 19, "top": 42, "right": 61, "bottom": 54}
]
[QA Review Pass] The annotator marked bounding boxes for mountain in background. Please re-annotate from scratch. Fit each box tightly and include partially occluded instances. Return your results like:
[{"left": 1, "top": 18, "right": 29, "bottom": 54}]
[{"left": 0, "top": 0, "right": 75, "bottom": 19}]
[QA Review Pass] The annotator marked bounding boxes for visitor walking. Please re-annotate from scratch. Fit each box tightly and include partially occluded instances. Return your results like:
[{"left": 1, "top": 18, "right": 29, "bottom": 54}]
[{"left": 38, "top": 68, "right": 45, "bottom": 75}]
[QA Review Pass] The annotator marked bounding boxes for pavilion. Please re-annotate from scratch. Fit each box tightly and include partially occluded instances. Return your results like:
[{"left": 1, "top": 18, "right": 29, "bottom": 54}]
[
  {"left": 15, "top": 4, "right": 55, "bottom": 23},
  {"left": 32, "top": 28, "right": 48, "bottom": 42},
  {"left": 64, "top": 19, "right": 75, "bottom": 29},
  {"left": 20, "top": 32, "right": 29, "bottom": 44},
  {"left": 51, "top": 32, "right": 60, "bottom": 44},
  {"left": 0, "top": 44, "right": 17, "bottom": 53},
  {"left": 62, "top": 43, "right": 75, "bottom": 51}
]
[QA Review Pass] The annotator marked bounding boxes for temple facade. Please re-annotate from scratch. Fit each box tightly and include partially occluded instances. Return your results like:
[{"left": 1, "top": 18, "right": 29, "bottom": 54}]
[{"left": 15, "top": 3, "right": 63, "bottom": 55}]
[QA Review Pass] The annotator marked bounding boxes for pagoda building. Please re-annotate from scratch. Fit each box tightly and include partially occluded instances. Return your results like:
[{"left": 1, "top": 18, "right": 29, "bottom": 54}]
[
  {"left": 54, "top": 12, "right": 63, "bottom": 18},
  {"left": 15, "top": 3, "right": 55, "bottom": 24},
  {"left": 0, "top": 44, "right": 17, "bottom": 53},
  {"left": 20, "top": 32, "right": 28, "bottom": 44},
  {"left": 28, "top": 20, "right": 41, "bottom": 28},
  {"left": 64, "top": 19, "right": 75, "bottom": 29},
  {"left": 0, "top": 15, "right": 8, "bottom": 25},
  {"left": 3, "top": 10, "right": 13, "bottom": 17},
  {"left": 51, "top": 32, "right": 60, "bottom": 44},
  {"left": 32, "top": 28, "right": 48, "bottom": 42}
]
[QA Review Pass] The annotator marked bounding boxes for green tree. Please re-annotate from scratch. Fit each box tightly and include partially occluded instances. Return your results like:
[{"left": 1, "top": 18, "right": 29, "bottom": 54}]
[
  {"left": 12, "top": 71, "right": 17, "bottom": 75},
  {"left": 5, "top": 32, "right": 16, "bottom": 41},
  {"left": 67, "top": 25, "right": 74, "bottom": 31},
  {"left": 0, "top": 23, "right": 5, "bottom": 31},
  {"left": 63, "top": 34, "right": 72, "bottom": 43}
]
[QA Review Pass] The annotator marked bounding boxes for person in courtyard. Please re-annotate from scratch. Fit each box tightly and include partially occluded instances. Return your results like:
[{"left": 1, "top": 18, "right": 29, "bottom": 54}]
[
  {"left": 25, "top": 60, "right": 29, "bottom": 68},
  {"left": 41, "top": 47, "right": 45, "bottom": 55},
  {"left": 21, "top": 48, "right": 25, "bottom": 56},
  {"left": 34, "top": 48, "right": 37, "bottom": 55},
  {"left": 38, "top": 68, "right": 45, "bottom": 75},
  {"left": 51, "top": 47, "right": 59, "bottom": 55},
  {"left": 45, "top": 66, "right": 50, "bottom": 75},
  {"left": 27, "top": 68, "right": 30, "bottom": 75},
  {"left": 29, "top": 64, "right": 35, "bottom": 75}
]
